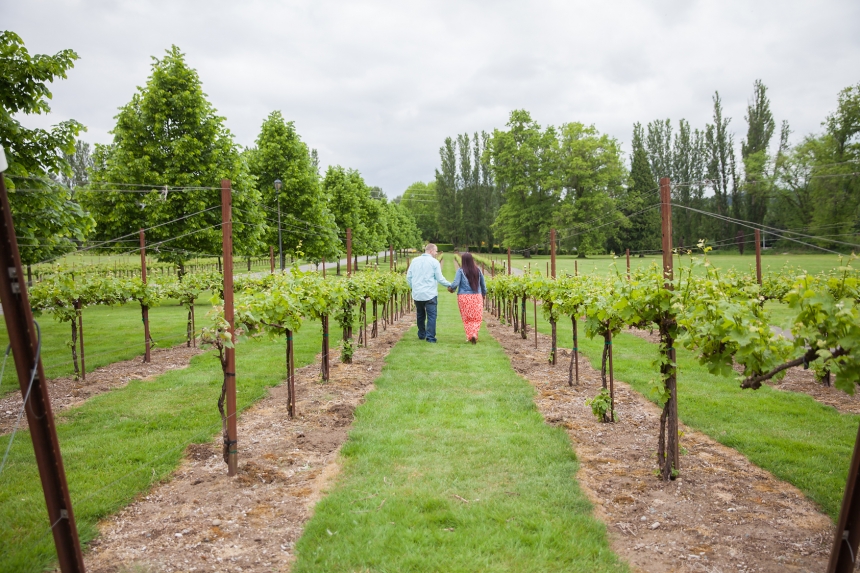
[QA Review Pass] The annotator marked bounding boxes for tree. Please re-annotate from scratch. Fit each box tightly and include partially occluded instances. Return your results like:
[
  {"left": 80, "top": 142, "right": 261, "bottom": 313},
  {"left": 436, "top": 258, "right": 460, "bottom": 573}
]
[
  {"left": 324, "top": 166, "right": 372, "bottom": 259},
  {"left": 553, "top": 122, "right": 626, "bottom": 255},
  {"left": 488, "top": 110, "right": 560, "bottom": 256},
  {"left": 435, "top": 137, "right": 462, "bottom": 246},
  {"left": 672, "top": 119, "right": 706, "bottom": 247},
  {"left": 401, "top": 181, "right": 439, "bottom": 241},
  {"left": 704, "top": 92, "right": 738, "bottom": 241},
  {"left": 619, "top": 123, "right": 662, "bottom": 253},
  {"left": 741, "top": 80, "right": 776, "bottom": 226},
  {"left": 247, "top": 111, "right": 338, "bottom": 264},
  {"left": 1, "top": 31, "right": 93, "bottom": 265},
  {"left": 81, "top": 46, "right": 266, "bottom": 272}
]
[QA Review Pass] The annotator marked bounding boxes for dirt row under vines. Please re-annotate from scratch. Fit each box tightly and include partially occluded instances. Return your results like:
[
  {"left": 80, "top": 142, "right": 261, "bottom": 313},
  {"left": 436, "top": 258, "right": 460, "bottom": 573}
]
[
  {"left": 485, "top": 312, "right": 834, "bottom": 573},
  {"left": 83, "top": 314, "right": 414, "bottom": 573}
]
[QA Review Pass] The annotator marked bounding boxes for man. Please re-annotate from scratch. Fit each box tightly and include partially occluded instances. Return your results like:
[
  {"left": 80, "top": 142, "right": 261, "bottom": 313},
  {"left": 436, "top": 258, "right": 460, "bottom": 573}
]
[{"left": 405, "top": 243, "right": 452, "bottom": 343}]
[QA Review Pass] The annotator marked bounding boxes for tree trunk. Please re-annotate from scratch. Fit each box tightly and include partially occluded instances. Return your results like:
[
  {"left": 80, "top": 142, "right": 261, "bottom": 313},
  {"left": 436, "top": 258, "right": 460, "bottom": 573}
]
[{"left": 70, "top": 319, "right": 80, "bottom": 381}]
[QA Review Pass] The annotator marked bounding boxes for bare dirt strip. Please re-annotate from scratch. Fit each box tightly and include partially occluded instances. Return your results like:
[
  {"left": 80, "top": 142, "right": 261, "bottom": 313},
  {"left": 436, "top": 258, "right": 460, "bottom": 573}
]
[
  {"left": 1, "top": 344, "right": 203, "bottom": 435},
  {"left": 84, "top": 314, "right": 413, "bottom": 573},
  {"left": 486, "top": 314, "right": 833, "bottom": 573}
]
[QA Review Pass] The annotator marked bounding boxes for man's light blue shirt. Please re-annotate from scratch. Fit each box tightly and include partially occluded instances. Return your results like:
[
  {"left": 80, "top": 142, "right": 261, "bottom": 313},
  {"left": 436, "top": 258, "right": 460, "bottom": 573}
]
[{"left": 406, "top": 254, "right": 452, "bottom": 301}]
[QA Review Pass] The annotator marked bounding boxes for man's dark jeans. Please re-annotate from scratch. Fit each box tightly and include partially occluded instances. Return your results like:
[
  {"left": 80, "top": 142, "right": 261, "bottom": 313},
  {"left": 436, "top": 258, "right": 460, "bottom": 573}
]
[{"left": 415, "top": 297, "right": 438, "bottom": 342}]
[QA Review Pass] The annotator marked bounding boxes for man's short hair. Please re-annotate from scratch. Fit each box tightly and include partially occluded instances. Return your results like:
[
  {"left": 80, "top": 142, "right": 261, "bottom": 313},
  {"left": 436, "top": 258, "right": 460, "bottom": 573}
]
[{"left": 424, "top": 243, "right": 437, "bottom": 253}]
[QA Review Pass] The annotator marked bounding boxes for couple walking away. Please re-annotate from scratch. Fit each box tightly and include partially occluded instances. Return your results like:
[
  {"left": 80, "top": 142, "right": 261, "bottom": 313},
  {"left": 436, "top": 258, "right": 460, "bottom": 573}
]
[{"left": 405, "top": 244, "right": 487, "bottom": 344}]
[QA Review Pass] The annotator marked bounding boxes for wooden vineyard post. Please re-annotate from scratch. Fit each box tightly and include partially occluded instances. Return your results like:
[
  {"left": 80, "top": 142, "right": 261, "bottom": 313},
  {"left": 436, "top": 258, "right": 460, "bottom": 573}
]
[
  {"left": 270, "top": 246, "right": 274, "bottom": 274},
  {"left": 346, "top": 228, "right": 352, "bottom": 277},
  {"left": 626, "top": 248, "right": 630, "bottom": 280},
  {"left": 221, "top": 179, "right": 238, "bottom": 476},
  {"left": 659, "top": 176, "right": 680, "bottom": 480},
  {"left": 390, "top": 244, "right": 394, "bottom": 271},
  {"left": 550, "top": 228, "right": 557, "bottom": 366},
  {"left": 507, "top": 247, "right": 511, "bottom": 275},
  {"left": 608, "top": 330, "right": 615, "bottom": 422},
  {"left": 0, "top": 153, "right": 86, "bottom": 572},
  {"left": 828, "top": 423, "right": 860, "bottom": 573},
  {"left": 76, "top": 301, "right": 85, "bottom": 381},
  {"left": 140, "top": 228, "right": 151, "bottom": 363},
  {"left": 755, "top": 229, "right": 762, "bottom": 285},
  {"left": 321, "top": 315, "right": 330, "bottom": 381},
  {"left": 286, "top": 329, "right": 295, "bottom": 418},
  {"left": 569, "top": 315, "right": 578, "bottom": 386},
  {"left": 534, "top": 298, "right": 538, "bottom": 349},
  {"left": 491, "top": 260, "right": 495, "bottom": 278},
  {"left": 322, "top": 256, "right": 326, "bottom": 278}
]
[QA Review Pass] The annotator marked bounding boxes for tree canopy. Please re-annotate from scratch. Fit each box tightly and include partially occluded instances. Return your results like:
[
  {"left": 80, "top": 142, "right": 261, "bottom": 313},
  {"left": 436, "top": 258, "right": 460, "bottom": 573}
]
[{"left": 1, "top": 31, "right": 93, "bottom": 265}]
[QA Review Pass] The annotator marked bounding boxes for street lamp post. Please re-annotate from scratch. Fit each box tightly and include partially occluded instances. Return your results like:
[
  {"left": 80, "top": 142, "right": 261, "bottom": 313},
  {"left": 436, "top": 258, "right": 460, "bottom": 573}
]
[{"left": 274, "top": 179, "right": 283, "bottom": 271}]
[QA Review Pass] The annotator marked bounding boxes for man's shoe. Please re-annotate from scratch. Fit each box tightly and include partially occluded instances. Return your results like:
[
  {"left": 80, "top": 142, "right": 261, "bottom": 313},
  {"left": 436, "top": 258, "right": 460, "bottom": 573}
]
[{"left": 426, "top": 339, "right": 437, "bottom": 343}]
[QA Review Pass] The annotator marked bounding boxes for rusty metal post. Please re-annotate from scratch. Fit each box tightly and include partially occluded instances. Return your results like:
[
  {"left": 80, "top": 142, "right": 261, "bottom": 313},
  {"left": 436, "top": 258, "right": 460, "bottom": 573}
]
[
  {"left": 346, "top": 228, "right": 352, "bottom": 277},
  {"left": 755, "top": 229, "right": 762, "bottom": 285},
  {"left": 828, "top": 423, "right": 860, "bottom": 573},
  {"left": 0, "top": 166, "right": 85, "bottom": 572},
  {"left": 140, "top": 228, "right": 151, "bottom": 363},
  {"left": 550, "top": 229, "right": 556, "bottom": 279},
  {"left": 221, "top": 180, "right": 238, "bottom": 476}
]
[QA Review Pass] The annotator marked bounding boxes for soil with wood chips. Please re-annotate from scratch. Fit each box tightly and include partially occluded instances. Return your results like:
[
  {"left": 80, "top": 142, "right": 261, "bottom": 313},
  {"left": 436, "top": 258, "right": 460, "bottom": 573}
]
[
  {"left": 486, "top": 314, "right": 833, "bottom": 573},
  {"left": 84, "top": 315, "right": 413, "bottom": 573}
]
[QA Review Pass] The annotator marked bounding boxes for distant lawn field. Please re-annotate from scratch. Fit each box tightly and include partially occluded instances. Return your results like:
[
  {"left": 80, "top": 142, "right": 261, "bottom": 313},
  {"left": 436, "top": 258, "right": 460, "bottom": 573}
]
[{"left": 475, "top": 253, "right": 851, "bottom": 278}]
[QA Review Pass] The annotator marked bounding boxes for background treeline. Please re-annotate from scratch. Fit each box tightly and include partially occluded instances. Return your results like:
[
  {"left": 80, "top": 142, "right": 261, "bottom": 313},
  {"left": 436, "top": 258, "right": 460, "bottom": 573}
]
[
  {"left": 3, "top": 33, "right": 422, "bottom": 269},
  {"left": 401, "top": 80, "right": 860, "bottom": 256}
]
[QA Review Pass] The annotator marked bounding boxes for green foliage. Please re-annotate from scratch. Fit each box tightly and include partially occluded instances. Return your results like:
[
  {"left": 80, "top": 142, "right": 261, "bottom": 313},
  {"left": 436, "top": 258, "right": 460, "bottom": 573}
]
[
  {"left": 401, "top": 181, "right": 439, "bottom": 241},
  {"left": 246, "top": 111, "right": 338, "bottom": 261},
  {"left": 81, "top": 46, "right": 266, "bottom": 267},
  {"left": 585, "top": 388, "right": 613, "bottom": 422},
  {"left": 0, "top": 30, "right": 93, "bottom": 265}
]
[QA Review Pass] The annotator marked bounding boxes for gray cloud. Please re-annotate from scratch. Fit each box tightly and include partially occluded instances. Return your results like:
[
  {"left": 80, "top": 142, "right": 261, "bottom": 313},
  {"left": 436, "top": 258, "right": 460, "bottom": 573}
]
[{"left": 7, "top": 0, "right": 859, "bottom": 196}]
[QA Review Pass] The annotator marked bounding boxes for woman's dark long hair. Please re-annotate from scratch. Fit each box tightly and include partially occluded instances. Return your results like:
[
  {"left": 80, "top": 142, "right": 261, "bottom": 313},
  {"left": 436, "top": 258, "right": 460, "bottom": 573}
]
[{"left": 460, "top": 252, "right": 481, "bottom": 292}]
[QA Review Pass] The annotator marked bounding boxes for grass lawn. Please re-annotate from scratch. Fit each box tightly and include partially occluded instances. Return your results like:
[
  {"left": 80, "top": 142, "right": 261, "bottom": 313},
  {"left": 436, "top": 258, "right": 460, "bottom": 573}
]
[
  {"left": 0, "top": 297, "right": 214, "bottom": 396},
  {"left": 524, "top": 306, "right": 858, "bottom": 520},
  {"left": 482, "top": 253, "right": 851, "bottom": 278},
  {"left": 0, "top": 319, "right": 327, "bottom": 572},
  {"left": 291, "top": 259, "right": 626, "bottom": 573}
]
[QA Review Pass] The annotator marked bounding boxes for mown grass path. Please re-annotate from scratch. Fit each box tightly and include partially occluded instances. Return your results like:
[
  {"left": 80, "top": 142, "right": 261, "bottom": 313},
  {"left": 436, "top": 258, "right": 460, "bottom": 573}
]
[{"left": 292, "top": 260, "right": 625, "bottom": 573}]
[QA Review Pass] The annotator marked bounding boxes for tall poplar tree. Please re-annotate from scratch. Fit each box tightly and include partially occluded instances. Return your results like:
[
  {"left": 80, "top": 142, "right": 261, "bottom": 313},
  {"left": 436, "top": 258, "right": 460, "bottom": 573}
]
[
  {"left": 741, "top": 80, "right": 776, "bottom": 225},
  {"left": 619, "top": 123, "right": 662, "bottom": 253},
  {"left": 704, "top": 92, "right": 738, "bottom": 241}
]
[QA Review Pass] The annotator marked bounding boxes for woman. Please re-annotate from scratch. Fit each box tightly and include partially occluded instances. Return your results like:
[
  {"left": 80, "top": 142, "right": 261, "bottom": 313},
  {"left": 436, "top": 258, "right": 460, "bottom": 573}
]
[{"left": 448, "top": 252, "right": 487, "bottom": 344}]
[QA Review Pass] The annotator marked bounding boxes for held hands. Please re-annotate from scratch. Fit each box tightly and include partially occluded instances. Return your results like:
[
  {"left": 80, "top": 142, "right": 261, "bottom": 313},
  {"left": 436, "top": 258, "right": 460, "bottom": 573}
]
[{"left": 447, "top": 286, "right": 455, "bottom": 293}]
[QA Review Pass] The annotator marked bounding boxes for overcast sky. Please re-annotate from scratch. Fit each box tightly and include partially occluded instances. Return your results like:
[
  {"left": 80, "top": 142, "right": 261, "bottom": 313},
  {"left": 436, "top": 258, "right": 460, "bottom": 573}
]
[{"left": 6, "top": 0, "right": 860, "bottom": 197}]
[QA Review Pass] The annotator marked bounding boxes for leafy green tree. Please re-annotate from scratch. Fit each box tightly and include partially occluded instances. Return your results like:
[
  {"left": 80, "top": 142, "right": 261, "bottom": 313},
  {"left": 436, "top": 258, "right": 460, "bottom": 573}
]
[
  {"left": 741, "top": 80, "right": 776, "bottom": 226},
  {"left": 619, "top": 123, "right": 662, "bottom": 253},
  {"left": 488, "top": 110, "right": 560, "bottom": 256},
  {"left": 247, "top": 111, "right": 338, "bottom": 264},
  {"left": 435, "top": 137, "right": 462, "bottom": 246},
  {"left": 672, "top": 119, "right": 707, "bottom": 247},
  {"left": 704, "top": 92, "right": 739, "bottom": 241},
  {"left": 82, "top": 46, "right": 265, "bottom": 272},
  {"left": 401, "top": 181, "right": 439, "bottom": 241},
  {"left": 1, "top": 30, "right": 93, "bottom": 265},
  {"left": 323, "top": 166, "right": 373, "bottom": 260},
  {"left": 553, "top": 122, "right": 626, "bottom": 255}
]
